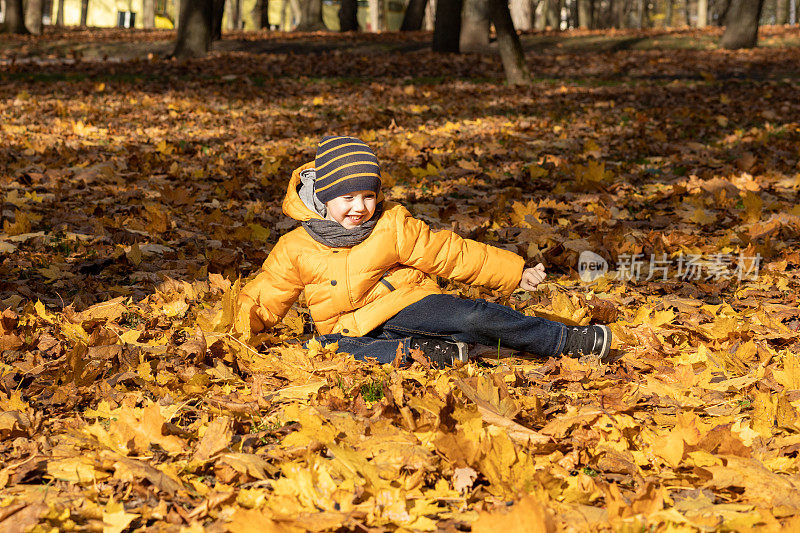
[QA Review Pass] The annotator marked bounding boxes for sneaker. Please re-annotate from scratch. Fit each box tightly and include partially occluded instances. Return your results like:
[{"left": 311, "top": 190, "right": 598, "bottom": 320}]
[
  {"left": 410, "top": 339, "right": 469, "bottom": 368},
  {"left": 561, "top": 325, "right": 612, "bottom": 360}
]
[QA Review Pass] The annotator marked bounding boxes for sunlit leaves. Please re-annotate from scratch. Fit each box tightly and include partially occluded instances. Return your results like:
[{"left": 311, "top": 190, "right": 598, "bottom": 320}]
[{"left": 2, "top": 25, "right": 800, "bottom": 532}]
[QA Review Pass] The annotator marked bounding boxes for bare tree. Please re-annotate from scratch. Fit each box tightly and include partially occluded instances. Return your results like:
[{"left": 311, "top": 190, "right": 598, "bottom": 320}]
[
  {"left": 1, "top": 0, "right": 29, "bottom": 33},
  {"left": 577, "top": 0, "right": 593, "bottom": 27},
  {"left": 776, "top": 0, "right": 789, "bottom": 22},
  {"left": 143, "top": 0, "right": 156, "bottom": 28},
  {"left": 226, "top": 0, "right": 242, "bottom": 30},
  {"left": 545, "top": 0, "right": 560, "bottom": 26},
  {"left": 720, "top": 0, "right": 764, "bottom": 48},
  {"left": 535, "top": 0, "right": 547, "bottom": 28},
  {"left": 25, "top": 0, "right": 44, "bottom": 34},
  {"left": 711, "top": 0, "right": 731, "bottom": 24},
  {"left": 173, "top": 0, "right": 214, "bottom": 58},
  {"left": 296, "top": 0, "right": 326, "bottom": 30},
  {"left": 256, "top": 0, "right": 269, "bottom": 28},
  {"left": 697, "top": 0, "right": 708, "bottom": 26},
  {"left": 212, "top": 0, "right": 224, "bottom": 39},
  {"left": 367, "top": 0, "right": 381, "bottom": 30},
  {"left": 80, "top": 0, "right": 89, "bottom": 26},
  {"left": 433, "top": 0, "right": 463, "bottom": 51},
  {"left": 460, "top": 0, "right": 490, "bottom": 51},
  {"left": 401, "top": 0, "right": 429, "bottom": 29},
  {"left": 488, "top": 0, "right": 531, "bottom": 84},
  {"left": 339, "top": 0, "right": 359, "bottom": 30},
  {"left": 56, "top": 0, "right": 65, "bottom": 26},
  {"left": 510, "top": 0, "right": 535, "bottom": 30}
]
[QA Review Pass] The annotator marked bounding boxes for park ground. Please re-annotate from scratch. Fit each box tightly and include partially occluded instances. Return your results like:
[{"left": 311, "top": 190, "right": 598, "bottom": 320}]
[{"left": 1, "top": 25, "right": 800, "bottom": 532}]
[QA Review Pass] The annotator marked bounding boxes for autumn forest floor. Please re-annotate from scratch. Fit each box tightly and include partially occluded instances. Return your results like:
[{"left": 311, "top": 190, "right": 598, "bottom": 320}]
[{"left": 1, "top": 25, "right": 800, "bottom": 532}]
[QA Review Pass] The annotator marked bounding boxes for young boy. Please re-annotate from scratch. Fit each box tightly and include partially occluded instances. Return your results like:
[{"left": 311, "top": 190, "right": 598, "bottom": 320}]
[{"left": 235, "top": 136, "right": 611, "bottom": 367}]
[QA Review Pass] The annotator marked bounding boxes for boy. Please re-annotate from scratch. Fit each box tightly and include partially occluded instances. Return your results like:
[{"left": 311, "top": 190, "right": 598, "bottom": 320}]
[{"left": 235, "top": 136, "right": 611, "bottom": 367}]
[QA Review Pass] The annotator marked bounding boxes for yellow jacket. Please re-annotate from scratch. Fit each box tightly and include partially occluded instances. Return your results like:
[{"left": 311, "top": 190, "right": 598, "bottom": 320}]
[{"left": 237, "top": 162, "right": 525, "bottom": 337}]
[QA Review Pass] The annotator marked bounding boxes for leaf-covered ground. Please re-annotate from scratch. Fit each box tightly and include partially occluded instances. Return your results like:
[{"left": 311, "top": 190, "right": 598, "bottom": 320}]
[{"left": 2, "top": 26, "right": 800, "bottom": 532}]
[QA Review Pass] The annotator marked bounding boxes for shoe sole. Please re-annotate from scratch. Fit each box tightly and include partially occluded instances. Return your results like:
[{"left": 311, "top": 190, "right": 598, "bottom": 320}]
[{"left": 596, "top": 325, "right": 611, "bottom": 361}]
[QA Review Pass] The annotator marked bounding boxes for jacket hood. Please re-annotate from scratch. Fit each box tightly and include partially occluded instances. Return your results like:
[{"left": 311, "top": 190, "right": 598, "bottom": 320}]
[{"left": 282, "top": 162, "right": 385, "bottom": 222}]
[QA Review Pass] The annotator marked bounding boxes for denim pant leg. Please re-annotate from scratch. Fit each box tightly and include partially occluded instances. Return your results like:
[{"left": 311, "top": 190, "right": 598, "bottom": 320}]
[
  {"left": 310, "top": 333, "right": 411, "bottom": 365},
  {"left": 375, "top": 294, "right": 568, "bottom": 358}
]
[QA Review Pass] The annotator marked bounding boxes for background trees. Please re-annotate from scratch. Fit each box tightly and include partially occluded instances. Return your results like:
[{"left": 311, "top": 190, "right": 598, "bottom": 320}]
[
  {"left": 721, "top": 0, "right": 766, "bottom": 48},
  {"left": 1, "top": 0, "right": 29, "bottom": 33},
  {"left": 173, "top": 0, "right": 214, "bottom": 57},
  {"left": 7, "top": 0, "right": 794, "bottom": 63}
]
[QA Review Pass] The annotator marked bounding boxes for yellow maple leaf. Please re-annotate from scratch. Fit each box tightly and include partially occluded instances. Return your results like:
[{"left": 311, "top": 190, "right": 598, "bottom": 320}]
[
  {"left": 741, "top": 191, "right": 763, "bottom": 223},
  {"left": 472, "top": 494, "right": 555, "bottom": 532},
  {"left": 575, "top": 160, "right": 613, "bottom": 187},
  {"left": 103, "top": 498, "right": 139, "bottom": 533}
]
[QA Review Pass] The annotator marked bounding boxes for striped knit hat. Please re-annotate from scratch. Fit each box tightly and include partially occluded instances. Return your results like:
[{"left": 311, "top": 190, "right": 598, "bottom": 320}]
[{"left": 314, "top": 136, "right": 382, "bottom": 204}]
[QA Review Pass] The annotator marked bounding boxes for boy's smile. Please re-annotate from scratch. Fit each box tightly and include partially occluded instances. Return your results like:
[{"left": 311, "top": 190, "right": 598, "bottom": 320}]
[{"left": 325, "top": 190, "right": 378, "bottom": 229}]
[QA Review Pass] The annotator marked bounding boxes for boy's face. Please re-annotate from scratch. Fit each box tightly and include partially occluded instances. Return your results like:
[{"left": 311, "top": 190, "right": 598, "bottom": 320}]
[{"left": 325, "top": 190, "right": 377, "bottom": 229}]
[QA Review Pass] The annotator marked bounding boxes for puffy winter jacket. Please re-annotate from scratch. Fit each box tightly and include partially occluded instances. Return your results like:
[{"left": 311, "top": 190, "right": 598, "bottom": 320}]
[{"left": 236, "top": 162, "right": 525, "bottom": 337}]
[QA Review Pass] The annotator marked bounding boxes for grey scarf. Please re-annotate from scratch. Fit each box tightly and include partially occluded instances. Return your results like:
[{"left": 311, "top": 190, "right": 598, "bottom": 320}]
[{"left": 298, "top": 168, "right": 382, "bottom": 248}]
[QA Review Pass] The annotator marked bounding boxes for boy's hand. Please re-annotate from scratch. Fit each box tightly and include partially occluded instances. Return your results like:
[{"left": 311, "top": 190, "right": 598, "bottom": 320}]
[{"left": 519, "top": 263, "right": 546, "bottom": 291}]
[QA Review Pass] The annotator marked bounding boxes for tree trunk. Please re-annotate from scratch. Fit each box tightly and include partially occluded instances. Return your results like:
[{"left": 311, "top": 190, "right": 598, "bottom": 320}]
[
  {"left": 488, "top": 0, "right": 530, "bottom": 84},
  {"left": 25, "top": 0, "right": 43, "bottom": 34},
  {"left": 776, "top": 0, "right": 789, "bottom": 22},
  {"left": 534, "top": 0, "right": 547, "bottom": 27},
  {"left": 280, "top": 0, "right": 302, "bottom": 29},
  {"left": 226, "top": 0, "right": 241, "bottom": 30},
  {"left": 212, "top": 0, "right": 224, "bottom": 38},
  {"left": 638, "top": 0, "right": 646, "bottom": 27},
  {"left": 80, "top": 0, "right": 89, "bottom": 25},
  {"left": 258, "top": 0, "right": 270, "bottom": 27},
  {"left": 367, "top": 0, "right": 380, "bottom": 30},
  {"left": 424, "top": 0, "right": 436, "bottom": 29},
  {"left": 56, "top": 0, "right": 65, "bottom": 26},
  {"left": 720, "top": 0, "right": 764, "bottom": 48},
  {"left": 545, "top": 0, "right": 560, "bottom": 27},
  {"left": 173, "top": 0, "right": 214, "bottom": 58},
  {"left": 575, "top": 0, "right": 587, "bottom": 26},
  {"left": 280, "top": 0, "right": 289, "bottom": 28},
  {"left": 614, "top": 0, "right": 630, "bottom": 28},
  {"left": 565, "top": 0, "right": 575, "bottom": 27},
  {"left": 296, "top": 0, "right": 326, "bottom": 30},
  {"left": 256, "top": 0, "right": 267, "bottom": 27},
  {"left": 432, "top": 0, "right": 462, "bottom": 52},
  {"left": 401, "top": 0, "right": 429, "bottom": 29},
  {"left": 665, "top": 0, "right": 672, "bottom": 25},
  {"left": 339, "top": 0, "right": 359, "bottom": 30},
  {"left": 2, "top": 0, "right": 28, "bottom": 32},
  {"left": 577, "top": 0, "right": 592, "bottom": 27},
  {"left": 683, "top": 0, "right": 690, "bottom": 25},
  {"left": 143, "top": 0, "right": 156, "bottom": 28},
  {"left": 711, "top": 0, "right": 731, "bottom": 24},
  {"left": 697, "top": 0, "right": 707, "bottom": 26},
  {"left": 460, "top": 0, "right": 490, "bottom": 51},
  {"left": 510, "top": 0, "right": 533, "bottom": 29}
]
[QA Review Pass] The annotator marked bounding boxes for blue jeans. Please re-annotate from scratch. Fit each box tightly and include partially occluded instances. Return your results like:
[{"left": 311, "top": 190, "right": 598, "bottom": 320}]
[{"left": 313, "top": 294, "right": 568, "bottom": 364}]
